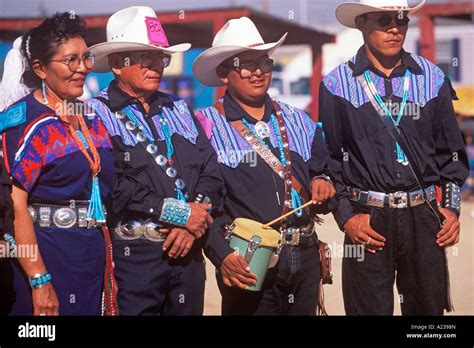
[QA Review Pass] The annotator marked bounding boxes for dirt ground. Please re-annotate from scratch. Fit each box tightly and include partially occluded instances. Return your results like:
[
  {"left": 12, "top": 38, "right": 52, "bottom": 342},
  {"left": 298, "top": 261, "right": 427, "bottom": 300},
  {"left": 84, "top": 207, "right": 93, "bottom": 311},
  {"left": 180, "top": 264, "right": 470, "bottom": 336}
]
[{"left": 203, "top": 201, "right": 474, "bottom": 315}]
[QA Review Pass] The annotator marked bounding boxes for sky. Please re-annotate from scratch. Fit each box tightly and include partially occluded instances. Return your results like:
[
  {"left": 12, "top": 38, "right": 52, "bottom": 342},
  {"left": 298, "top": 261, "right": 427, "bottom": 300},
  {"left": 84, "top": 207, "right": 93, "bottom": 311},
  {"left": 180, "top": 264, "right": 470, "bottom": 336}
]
[{"left": 0, "top": 0, "right": 464, "bottom": 33}]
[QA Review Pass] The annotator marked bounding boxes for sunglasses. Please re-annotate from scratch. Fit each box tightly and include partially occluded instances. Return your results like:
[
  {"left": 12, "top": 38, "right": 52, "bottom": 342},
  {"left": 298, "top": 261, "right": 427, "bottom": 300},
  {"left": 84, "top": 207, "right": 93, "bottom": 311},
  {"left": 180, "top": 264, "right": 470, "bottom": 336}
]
[
  {"left": 48, "top": 53, "right": 95, "bottom": 72},
  {"left": 364, "top": 12, "right": 410, "bottom": 28},
  {"left": 124, "top": 52, "right": 172, "bottom": 69},
  {"left": 226, "top": 57, "right": 274, "bottom": 78}
]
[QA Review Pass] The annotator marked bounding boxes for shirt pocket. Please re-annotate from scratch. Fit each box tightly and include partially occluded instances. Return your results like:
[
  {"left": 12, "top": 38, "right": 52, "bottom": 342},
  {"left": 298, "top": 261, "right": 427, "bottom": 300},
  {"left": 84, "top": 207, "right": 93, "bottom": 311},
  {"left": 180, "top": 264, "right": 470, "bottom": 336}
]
[
  {"left": 401, "top": 108, "right": 434, "bottom": 143},
  {"left": 183, "top": 162, "right": 201, "bottom": 195}
]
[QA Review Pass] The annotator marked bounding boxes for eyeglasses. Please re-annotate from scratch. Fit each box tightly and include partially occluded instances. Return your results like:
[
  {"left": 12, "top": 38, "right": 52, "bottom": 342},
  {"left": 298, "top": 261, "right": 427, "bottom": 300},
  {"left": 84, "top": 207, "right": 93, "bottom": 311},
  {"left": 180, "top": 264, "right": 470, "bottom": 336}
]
[
  {"left": 126, "top": 52, "right": 172, "bottom": 69},
  {"left": 364, "top": 13, "right": 410, "bottom": 28},
  {"left": 226, "top": 57, "right": 274, "bottom": 78},
  {"left": 48, "top": 53, "right": 95, "bottom": 72}
]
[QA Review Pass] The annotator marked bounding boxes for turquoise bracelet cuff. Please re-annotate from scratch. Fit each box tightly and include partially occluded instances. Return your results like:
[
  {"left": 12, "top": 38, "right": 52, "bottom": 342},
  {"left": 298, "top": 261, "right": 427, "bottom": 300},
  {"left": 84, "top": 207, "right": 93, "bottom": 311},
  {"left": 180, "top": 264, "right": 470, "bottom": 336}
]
[
  {"left": 159, "top": 198, "right": 191, "bottom": 226},
  {"left": 29, "top": 271, "right": 52, "bottom": 289}
]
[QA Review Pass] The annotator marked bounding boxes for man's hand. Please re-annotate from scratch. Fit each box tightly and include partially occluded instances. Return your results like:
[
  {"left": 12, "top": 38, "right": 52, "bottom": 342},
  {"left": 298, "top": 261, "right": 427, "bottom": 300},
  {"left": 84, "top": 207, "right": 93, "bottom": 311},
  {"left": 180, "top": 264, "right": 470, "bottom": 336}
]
[
  {"left": 185, "top": 203, "right": 213, "bottom": 238},
  {"left": 311, "top": 178, "right": 336, "bottom": 205},
  {"left": 436, "top": 208, "right": 460, "bottom": 247},
  {"left": 161, "top": 228, "right": 195, "bottom": 258},
  {"left": 343, "top": 214, "right": 385, "bottom": 254},
  {"left": 220, "top": 252, "right": 257, "bottom": 289}
]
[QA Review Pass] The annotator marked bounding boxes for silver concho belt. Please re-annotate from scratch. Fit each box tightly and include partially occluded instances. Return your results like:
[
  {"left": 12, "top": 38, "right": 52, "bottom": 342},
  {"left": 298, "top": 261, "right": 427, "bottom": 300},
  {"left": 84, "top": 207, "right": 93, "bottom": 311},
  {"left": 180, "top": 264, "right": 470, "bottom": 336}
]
[
  {"left": 349, "top": 185, "right": 437, "bottom": 209},
  {"left": 28, "top": 202, "right": 104, "bottom": 229},
  {"left": 114, "top": 219, "right": 167, "bottom": 242}
]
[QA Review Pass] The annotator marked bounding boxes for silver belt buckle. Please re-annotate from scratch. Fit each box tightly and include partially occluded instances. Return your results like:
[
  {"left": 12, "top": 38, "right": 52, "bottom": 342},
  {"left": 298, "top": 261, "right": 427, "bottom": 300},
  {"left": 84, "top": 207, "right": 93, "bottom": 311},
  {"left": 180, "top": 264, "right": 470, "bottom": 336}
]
[
  {"left": 143, "top": 221, "right": 166, "bottom": 242},
  {"left": 283, "top": 228, "right": 300, "bottom": 246},
  {"left": 367, "top": 191, "right": 385, "bottom": 208},
  {"left": 53, "top": 207, "right": 77, "bottom": 228},
  {"left": 39, "top": 207, "right": 51, "bottom": 228},
  {"left": 389, "top": 191, "right": 408, "bottom": 208}
]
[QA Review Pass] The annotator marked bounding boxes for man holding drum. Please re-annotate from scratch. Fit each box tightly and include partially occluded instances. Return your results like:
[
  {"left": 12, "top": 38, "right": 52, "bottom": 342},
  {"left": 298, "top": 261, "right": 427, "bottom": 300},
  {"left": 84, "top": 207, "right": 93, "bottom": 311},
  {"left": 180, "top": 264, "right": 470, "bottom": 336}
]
[{"left": 193, "top": 17, "right": 336, "bottom": 315}]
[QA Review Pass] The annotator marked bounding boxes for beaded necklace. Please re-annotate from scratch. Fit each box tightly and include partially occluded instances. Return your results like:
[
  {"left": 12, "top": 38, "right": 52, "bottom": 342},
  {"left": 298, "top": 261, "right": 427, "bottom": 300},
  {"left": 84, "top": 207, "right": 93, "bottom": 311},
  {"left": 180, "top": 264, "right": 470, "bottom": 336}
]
[
  {"left": 363, "top": 69, "right": 410, "bottom": 166},
  {"left": 241, "top": 115, "right": 303, "bottom": 217},
  {"left": 121, "top": 106, "right": 186, "bottom": 202},
  {"left": 44, "top": 91, "right": 106, "bottom": 225}
]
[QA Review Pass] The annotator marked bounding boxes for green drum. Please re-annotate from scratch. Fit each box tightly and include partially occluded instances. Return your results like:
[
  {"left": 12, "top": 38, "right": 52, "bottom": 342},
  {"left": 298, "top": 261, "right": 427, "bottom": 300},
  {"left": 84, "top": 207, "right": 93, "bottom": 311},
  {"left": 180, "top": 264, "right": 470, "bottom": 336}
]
[{"left": 226, "top": 218, "right": 281, "bottom": 291}]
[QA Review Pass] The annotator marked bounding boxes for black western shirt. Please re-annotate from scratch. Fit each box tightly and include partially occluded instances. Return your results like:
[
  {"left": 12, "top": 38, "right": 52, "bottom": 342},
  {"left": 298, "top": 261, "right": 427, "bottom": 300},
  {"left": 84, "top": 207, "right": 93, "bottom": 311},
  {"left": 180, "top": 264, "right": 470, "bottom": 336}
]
[
  {"left": 88, "top": 81, "right": 224, "bottom": 252},
  {"left": 197, "top": 92, "right": 335, "bottom": 266},
  {"left": 319, "top": 47, "right": 469, "bottom": 230}
]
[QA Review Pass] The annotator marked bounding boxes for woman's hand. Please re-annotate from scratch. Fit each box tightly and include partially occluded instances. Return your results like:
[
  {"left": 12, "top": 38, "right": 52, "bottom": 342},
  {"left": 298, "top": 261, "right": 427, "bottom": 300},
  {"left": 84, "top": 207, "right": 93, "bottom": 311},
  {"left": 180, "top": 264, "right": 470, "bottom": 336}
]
[{"left": 32, "top": 283, "right": 59, "bottom": 316}]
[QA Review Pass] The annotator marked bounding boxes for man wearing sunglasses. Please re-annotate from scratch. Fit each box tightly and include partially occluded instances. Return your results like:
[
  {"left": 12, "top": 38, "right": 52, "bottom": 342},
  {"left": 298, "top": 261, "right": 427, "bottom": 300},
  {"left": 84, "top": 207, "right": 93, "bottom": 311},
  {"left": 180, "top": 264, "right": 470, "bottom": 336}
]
[
  {"left": 193, "top": 17, "right": 336, "bottom": 315},
  {"left": 86, "top": 6, "right": 224, "bottom": 315},
  {"left": 320, "top": 0, "right": 469, "bottom": 315}
]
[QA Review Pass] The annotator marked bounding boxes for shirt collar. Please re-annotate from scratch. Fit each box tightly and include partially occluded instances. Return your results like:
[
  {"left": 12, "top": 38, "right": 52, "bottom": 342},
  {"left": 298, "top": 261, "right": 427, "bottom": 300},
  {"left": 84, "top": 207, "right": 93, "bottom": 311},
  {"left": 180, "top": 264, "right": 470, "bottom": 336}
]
[
  {"left": 350, "top": 45, "right": 423, "bottom": 77},
  {"left": 223, "top": 91, "right": 274, "bottom": 124},
  {"left": 106, "top": 79, "right": 174, "bottom": 115}
]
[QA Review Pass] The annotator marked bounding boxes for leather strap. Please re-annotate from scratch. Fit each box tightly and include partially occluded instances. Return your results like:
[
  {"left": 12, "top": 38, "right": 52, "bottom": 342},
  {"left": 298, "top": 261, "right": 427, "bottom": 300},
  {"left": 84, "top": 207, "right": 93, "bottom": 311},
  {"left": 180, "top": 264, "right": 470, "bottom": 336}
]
[{"left": 214, "top": 100, "right": 308, "bottom": 220}]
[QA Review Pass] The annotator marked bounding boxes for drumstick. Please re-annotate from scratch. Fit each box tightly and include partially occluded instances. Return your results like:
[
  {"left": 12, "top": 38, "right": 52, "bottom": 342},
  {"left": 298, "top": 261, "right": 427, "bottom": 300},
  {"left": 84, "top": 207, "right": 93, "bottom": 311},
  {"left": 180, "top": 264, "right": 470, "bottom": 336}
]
[{"left": 262, "top": 200, "right": 315, "bottom": 228}]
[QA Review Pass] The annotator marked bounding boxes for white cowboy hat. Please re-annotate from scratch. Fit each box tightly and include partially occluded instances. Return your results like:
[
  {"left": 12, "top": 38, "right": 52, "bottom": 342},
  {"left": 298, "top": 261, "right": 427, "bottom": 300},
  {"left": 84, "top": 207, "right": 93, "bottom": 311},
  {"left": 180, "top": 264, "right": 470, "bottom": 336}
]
[
  {"left": 89, "top": 6, "right": 191, "bottom": 72},
  {"left": 192, "top": 17, "right": 287, "bottom": 87},
  {"left": 336, "top": 0, "right": 426, "bottom": 29}
]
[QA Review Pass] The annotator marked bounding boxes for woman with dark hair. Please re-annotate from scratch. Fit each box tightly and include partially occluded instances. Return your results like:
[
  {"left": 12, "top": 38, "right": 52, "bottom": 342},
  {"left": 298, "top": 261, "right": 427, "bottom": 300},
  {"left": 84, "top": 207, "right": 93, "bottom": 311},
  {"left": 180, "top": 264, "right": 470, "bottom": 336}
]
[{"left": 0, "top": 12, "right": 117, "bottom": 315}]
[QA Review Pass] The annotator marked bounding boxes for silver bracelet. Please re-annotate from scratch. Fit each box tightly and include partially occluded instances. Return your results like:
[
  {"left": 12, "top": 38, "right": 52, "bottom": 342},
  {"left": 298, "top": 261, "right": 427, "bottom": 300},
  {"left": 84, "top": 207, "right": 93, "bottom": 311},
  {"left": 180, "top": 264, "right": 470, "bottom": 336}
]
[
  {"left": 441, "top": 182, "right": 461, "bottom": 212},
  {"left": 29, "top": 271, "right": 52, "bottom": 289}
]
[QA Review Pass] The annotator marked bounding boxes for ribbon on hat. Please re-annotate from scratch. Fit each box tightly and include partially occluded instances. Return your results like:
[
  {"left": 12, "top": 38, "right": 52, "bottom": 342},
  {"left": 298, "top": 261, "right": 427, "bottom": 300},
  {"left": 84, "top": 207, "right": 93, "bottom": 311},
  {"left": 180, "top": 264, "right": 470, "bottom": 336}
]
[{"left": 145, "top": 16, "right": 169, "bottom": 47}]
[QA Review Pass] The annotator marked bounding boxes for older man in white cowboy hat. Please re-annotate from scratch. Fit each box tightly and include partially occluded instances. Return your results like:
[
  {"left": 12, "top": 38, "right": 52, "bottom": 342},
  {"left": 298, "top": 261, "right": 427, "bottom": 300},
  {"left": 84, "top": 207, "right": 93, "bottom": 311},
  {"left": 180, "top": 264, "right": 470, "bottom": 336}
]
[
  {"left": 193, "top": 17, "right": 337, "bottom": 315},
  {"left": 320, "top": 0, "right": 468, "bottom": 315},
  {"left": 87, "top": 6, "right": 224, "bottom": 315}
]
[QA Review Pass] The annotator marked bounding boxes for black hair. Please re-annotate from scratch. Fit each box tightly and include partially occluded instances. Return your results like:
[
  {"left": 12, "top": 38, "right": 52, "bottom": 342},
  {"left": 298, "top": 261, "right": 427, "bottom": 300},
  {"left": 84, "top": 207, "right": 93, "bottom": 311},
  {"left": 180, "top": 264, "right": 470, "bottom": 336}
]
[{"left": 20, "top": 12, "right": 87, "bottom": 89}]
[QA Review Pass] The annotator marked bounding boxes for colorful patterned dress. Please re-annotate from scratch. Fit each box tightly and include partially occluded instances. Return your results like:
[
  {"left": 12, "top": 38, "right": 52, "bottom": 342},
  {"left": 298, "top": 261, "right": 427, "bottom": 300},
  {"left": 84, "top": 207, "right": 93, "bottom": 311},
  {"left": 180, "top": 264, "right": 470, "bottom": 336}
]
[{"left": 0, "top": 92, "right": 114, "bottom": 315}]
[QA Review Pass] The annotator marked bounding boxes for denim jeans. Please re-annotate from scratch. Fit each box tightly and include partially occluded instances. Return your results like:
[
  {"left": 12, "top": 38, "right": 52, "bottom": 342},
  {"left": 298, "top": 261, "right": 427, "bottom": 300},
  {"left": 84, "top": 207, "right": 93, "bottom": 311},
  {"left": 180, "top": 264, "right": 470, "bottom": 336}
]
[
  {"left": 217, "top": 235, "right": 320, "bottom": 315},
  {"left": 112, "top": 237, "right": 206, "bottom": 315},
  {"left": 342, "top": 202, "right": 451, "bottom": 315}
]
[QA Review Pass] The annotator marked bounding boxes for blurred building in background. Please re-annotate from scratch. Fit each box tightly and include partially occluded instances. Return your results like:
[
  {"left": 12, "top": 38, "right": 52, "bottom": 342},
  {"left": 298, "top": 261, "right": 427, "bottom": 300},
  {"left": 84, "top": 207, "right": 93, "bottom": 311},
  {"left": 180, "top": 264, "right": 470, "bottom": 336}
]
[
  {"left": 0, "top": 0, "right": 472, "bottom": 120},
  {"left": 0, "top": 4, "right": 334, "bottom": 118}
]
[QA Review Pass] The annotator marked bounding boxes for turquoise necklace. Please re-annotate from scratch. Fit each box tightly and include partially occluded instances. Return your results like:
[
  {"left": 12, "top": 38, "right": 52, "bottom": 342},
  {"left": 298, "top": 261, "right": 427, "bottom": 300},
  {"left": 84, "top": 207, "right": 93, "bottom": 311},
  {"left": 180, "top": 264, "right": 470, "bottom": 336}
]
[
  {"left": 363, "top": 69, "right": 410, "bottom": 166},
  {"left": 242, "top": 115, "right": 303, "bottom": 217},
  {"left": 123, "top": 107, "right": 185, "bottom": 202}
]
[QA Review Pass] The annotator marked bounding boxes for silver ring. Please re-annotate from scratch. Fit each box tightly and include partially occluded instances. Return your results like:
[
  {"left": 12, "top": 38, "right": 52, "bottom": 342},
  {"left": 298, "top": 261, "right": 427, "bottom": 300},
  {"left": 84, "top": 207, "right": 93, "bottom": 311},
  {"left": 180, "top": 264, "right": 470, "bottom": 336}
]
[
  {"left": 364, "top": 237, "right": 372, "bottom": 245},
  {"left": 39, "top": 313, "right": 46, "bottom": 316}
]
